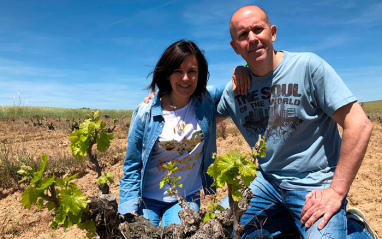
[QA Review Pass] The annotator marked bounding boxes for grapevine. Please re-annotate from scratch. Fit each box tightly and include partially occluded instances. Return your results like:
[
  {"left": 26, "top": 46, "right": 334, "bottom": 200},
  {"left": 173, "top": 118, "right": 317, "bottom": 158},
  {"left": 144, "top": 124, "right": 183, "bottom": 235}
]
[
  {"left": 207, "top": 135, "right": 267, "bottom": 238},
  {"left": 69, "top": 111, "right": 114, "bottom": 194},
  {"left": 19, "top": 154, "right": 97, "bottom": 238}
]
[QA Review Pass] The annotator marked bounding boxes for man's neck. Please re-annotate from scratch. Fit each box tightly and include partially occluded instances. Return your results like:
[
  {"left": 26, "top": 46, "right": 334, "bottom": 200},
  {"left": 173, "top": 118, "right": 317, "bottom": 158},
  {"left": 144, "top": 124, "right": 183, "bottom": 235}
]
[{"left": 249, "top": 51, "right": 284, "bottom": 77}]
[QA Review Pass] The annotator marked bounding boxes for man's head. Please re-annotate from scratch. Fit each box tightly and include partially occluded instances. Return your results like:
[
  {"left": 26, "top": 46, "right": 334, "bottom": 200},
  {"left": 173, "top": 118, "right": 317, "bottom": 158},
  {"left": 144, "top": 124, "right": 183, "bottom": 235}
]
[{"left": 229, "top": 5, "right": 277, "bottom": 76}]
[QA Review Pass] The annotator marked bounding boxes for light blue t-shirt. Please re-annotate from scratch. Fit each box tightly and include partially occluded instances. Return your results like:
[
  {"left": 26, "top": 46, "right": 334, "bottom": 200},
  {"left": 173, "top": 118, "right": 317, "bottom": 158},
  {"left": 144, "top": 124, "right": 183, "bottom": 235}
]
[{"left": 217, "top": 51, "right": 357, "bottom": 191}]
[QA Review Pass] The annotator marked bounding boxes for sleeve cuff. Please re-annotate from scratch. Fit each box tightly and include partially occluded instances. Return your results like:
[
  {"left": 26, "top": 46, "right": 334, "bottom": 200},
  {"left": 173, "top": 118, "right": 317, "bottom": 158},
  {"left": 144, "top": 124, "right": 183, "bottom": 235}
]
[{"left": 118, "top": 197, "right": 140, "bottom": 215}]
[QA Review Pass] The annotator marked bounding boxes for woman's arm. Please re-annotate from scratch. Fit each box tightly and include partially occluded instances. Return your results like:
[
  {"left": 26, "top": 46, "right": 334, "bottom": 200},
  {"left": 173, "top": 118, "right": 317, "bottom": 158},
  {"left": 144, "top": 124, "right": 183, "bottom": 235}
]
[{"left": 118, "top": 109, "right": 145, "bottom": 215}]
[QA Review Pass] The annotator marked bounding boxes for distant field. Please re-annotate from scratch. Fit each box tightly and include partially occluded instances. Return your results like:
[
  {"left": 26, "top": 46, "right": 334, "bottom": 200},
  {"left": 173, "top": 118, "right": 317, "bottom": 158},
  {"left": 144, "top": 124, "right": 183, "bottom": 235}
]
[
  {"left": 0, "top": 106, "right": 133, "bottom": 119},
  {"left": 360, "top": 100, "right": 382, "bottom": 114},
  {"left": 1, "top": 99, "right": 380, "bottom": 119}
]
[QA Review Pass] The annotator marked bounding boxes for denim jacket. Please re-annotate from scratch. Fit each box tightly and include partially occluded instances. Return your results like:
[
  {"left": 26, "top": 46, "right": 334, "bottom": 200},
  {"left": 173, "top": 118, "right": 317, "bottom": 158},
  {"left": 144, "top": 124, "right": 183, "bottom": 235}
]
[{"left": 118, "top": 85, "right": 224, "bottom": 214}]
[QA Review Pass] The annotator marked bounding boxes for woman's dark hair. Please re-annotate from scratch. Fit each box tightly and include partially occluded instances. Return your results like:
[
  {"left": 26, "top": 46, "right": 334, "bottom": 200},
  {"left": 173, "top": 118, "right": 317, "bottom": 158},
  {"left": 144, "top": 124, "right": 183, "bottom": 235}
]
[{"left": 147, "top": 40, "right": 209, "bottom": 98}]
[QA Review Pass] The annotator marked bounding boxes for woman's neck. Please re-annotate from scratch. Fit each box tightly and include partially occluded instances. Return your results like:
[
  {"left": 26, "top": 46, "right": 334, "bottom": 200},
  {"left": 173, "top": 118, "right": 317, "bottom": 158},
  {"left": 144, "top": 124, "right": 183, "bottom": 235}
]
[{"left": 161, "top": 93, "right": 191, "bottom": 111}]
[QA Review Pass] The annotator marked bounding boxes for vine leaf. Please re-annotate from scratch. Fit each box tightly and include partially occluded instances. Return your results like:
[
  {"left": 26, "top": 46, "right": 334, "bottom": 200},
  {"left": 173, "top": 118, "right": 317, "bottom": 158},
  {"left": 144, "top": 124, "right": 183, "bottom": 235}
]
[
  {"left": 59, "top": 187, "right": 88, "bottom": 215},
  {"left": 21, "top": 187, "right": 38, "bottom": 209}
]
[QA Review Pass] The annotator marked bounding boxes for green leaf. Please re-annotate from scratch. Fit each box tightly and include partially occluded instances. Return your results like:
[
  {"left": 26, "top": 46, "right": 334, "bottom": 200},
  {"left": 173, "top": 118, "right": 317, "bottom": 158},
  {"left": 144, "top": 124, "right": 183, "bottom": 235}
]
[
  {"left": 55, "top": 178, "right": 65, "bottom": 188},
  {"left": 238, "top": 160, "right": 257, "bottom": 186},
  {"left": 217, "top": 155, "right": 235, "bottom": 175},
  {"left": 37, "top": 198, "right": 44, "bottom": 209},
  {"left": 30, "top": 154, "right": 48, "bottom": 185},
  {"left": 54, "top": 205, "right": 67, "bottom": 225},
  {"left": 18, "top": 176, "right": 32, "bottom": 183},
  {"left": 258, "top": 136, "right": 268, "bottom": 158},
  {"left": 47, "top": 201, "right": 56, "bottom": 211},
  {"left": 54, "top": 206, "right": 84, "bottom": 229},
  {"left": 40, "top": 175, "right": 55, "bottom": 190},
  {"left": 50, "top": 220, "right": 59, "bottom": 230},
  {"left": 239, "top": 159, "right": 257, "bottom": 175},
  {"left": 220, "top": 171, "right": 236, "bottom": 185},
  {"left": 17, "top": 168, "right": 30, "bottom": 176},
  {"left": 97, "top": 133, "right": 109, "bottom": 152},
  {"left": 69, "top": 130, "right": 91, "bottom": 159},
  {"left": 64, "top": 211, "right": 82, "bottom": 228},
  {"left": 159, "top": 177, "right": 169, "bottom": 189},
  {"left": 241, "top": 175, "right": 255, "bottom": 187},
  {"left": 78, "top": 220, "right": 97, "bottom": 238},
  {"left": 231, "top": 181, "right": 243, "bottom": 202},
  {"left": 166, "top": 189, "right": 173, "bottom": 197},
  {"left": 64, "top": 173, "right": 79, "bottom": 183},
  {"left": 259, "top": 147, "right": 267, "bottom": 158},
  {"left": 59, "top": 187, "right": 88, "bottom": 215},
  {"left": 203, "top": 212, "right": 214, "bottom": 222},
  {"left": 98, "top": 176, "right": 107, "bottom": 187},
  {"left": 107, "top": 177, "right": 114, "bottom": 184},
  {"left": 104, "top": 172, "right": 114, "bottom": 184},
  {"left": 216, "top": 205, "right": 226, "bottom": 212},
  {"left": 175, "top": 182, "right": 183, "bottom": 188},
  {"left": 21, "top": 187, "right": 38, "bottom": 209},
  {"left": 93, "top": 111, "right": 100, "bottom": 120}
]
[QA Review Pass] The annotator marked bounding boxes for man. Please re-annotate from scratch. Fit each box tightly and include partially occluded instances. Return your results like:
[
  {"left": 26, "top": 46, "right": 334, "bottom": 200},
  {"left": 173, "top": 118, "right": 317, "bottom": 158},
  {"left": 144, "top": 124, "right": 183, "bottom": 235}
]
[{"left": 217, "top": 5, "right": 377, "bottom": 238}]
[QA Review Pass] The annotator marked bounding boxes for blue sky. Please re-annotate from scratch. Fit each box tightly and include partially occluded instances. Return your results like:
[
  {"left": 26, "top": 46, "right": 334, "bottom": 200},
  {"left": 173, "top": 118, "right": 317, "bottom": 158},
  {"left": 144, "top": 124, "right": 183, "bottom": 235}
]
[{"left": 0, "top": 0, "right": 381, "bottom": 110}]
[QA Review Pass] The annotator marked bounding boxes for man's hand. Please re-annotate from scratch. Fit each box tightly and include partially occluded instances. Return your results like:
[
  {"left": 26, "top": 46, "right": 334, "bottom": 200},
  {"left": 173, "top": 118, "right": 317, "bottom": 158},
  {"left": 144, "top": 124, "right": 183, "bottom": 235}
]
[
  {"left": 144, "top": 92, "right": 157, "bottom": 103},
  {"left": 300, "top": 187, "right": 344, "bottom": 230},
  {"left": 232, "top": 65, "right": 251, "bottom": 95}
]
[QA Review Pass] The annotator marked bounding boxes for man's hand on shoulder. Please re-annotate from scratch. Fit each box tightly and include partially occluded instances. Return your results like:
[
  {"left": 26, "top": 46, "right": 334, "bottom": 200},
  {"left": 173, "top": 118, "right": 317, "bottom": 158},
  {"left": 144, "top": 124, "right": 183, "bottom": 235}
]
[
  {"left": 144, "top": 92, "right": 157, "bottom": 103},
  {"left": 232, "top": 65, "right": 251, "bottom": 95},
  {"left": 139, "top": 91, "right": 157, "bottom": 106}
]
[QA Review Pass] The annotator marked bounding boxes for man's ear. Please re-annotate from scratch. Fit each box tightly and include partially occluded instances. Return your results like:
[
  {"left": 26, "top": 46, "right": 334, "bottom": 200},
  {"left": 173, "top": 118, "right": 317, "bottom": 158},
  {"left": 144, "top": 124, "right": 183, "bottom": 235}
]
[
  {"left": 271, "top": 25, "right": 277, "bottom": 42},
  {"left": 230, "top": 41, "right": 240, "bottom": 55}
]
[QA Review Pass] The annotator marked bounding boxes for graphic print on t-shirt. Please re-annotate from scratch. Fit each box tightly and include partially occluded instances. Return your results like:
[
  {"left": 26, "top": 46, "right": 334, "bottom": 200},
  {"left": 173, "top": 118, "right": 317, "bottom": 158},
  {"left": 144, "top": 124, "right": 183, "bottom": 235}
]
[
  {"left": 156, "top": 129, "right": 204, "bottom": 172},
  {"left": 159, "top": 130, "right": 204, "bottom": 155},
  {"left": 236, "top": 83, "right": 304, "bottom": 141}
]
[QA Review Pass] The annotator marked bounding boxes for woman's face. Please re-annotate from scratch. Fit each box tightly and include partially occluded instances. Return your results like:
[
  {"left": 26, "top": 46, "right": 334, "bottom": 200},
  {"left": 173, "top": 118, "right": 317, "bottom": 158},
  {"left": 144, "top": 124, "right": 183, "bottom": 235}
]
[{"left": 168, "top": 54, "right": 199, "bottom": 102}]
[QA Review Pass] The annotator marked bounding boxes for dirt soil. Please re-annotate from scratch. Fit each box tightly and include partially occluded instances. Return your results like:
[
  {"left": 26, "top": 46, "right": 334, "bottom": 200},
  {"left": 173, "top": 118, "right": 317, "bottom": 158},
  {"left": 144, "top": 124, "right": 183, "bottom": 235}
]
[{"left": 0, "top": 117, "right": 381, "bottom": 238}]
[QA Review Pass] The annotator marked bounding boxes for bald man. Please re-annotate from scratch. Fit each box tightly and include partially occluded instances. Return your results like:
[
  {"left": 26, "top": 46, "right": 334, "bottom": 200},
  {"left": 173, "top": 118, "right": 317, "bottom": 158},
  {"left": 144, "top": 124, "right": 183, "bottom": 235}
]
[{"left": 217, "top": 5, "right": 377, "bottom": 239}]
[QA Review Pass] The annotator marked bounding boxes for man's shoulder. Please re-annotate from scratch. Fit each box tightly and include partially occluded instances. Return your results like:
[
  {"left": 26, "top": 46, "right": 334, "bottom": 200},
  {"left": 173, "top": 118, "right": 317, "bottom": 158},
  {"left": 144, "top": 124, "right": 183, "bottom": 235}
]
[
  {"left": 285, "top": 51, "right": 323, "bottom": 63},
  {"left": 222, "top": 81, "right": 234, "bottom": 94},
  {"left": 282, "top": 51, "right": 326, "bottom": 71}
]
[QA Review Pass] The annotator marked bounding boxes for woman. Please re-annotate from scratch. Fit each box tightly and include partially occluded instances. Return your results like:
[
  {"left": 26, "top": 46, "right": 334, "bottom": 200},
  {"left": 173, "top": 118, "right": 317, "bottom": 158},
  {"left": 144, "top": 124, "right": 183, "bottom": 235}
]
[{"left": 118, "top": 40, "right": 226, "bottom": 226}]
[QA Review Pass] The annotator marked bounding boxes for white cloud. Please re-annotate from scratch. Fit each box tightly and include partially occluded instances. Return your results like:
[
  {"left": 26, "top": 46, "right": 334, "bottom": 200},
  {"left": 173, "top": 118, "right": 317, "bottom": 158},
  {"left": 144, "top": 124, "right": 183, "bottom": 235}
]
[{"left": 346, "top": 2, "right": 382, "bottom": 26}]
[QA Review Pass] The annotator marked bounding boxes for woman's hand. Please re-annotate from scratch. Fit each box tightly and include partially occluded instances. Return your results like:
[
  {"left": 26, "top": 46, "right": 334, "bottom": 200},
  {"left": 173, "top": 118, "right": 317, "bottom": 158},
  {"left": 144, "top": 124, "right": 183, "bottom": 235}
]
[{"left": 232, "top": 65, "right": 251, "bottom": 95}]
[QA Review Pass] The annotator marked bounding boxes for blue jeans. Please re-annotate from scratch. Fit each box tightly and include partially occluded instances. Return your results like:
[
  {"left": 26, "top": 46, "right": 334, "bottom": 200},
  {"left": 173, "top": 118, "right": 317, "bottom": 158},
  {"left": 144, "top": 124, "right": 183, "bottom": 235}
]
[
  {"left": 138, "top": 193, "right": 200, "bottom": 227},
  {"left": 220, "top": 172, "right": 373, "bottom": 238}
]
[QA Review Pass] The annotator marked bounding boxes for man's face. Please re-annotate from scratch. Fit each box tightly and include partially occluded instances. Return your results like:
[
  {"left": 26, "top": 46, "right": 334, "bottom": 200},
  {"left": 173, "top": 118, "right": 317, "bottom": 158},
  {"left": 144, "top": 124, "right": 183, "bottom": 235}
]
[{"left": 230, "top": 8, "right": 276, "bottom": 69}]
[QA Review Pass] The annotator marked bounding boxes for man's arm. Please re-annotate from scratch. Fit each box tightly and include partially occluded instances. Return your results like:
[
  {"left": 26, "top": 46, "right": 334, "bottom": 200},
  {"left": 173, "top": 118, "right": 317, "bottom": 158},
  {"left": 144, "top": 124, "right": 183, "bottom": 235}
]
[
  {"left": 232, "top": 65, "right": 251, "bottom": 95},
  {"left": 300, "top": 101, "right": 373, "bottom": 229}
]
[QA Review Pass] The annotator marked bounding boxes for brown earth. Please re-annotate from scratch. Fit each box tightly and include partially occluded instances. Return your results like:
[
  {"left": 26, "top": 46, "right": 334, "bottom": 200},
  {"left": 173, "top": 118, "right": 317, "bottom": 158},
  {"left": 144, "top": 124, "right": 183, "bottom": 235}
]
[{"left": 0, "top": 117, "right": 381, "bottom": 238}]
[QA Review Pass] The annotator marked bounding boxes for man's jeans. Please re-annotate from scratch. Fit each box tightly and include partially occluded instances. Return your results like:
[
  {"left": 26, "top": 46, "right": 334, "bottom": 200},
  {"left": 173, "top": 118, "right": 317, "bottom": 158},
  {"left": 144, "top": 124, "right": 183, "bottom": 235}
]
[
  {"left": 138, "top": 193, "right": 200, "bottom": 227},
  {"left": 221, "top": 172, "right": 373, "bottom": 238}
]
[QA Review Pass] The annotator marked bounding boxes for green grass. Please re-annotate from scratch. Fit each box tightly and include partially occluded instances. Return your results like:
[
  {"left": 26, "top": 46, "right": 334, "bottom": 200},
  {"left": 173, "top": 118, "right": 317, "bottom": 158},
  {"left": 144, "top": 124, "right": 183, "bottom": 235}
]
[
  {"left": 0, "top": 106, "right": 133, "bottom": 119},
  {"left": 0, "top": 144, "right": 86, "bottom": 189},
  {"left": 360, "top": 100, "right": 382, "bottom": 114}
]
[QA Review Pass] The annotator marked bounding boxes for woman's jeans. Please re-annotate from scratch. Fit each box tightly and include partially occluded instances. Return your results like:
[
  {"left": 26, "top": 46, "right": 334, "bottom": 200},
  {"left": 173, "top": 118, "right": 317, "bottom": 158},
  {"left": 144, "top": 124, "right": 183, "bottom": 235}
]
[
  {"left": 220, "top": 172, "right": 373, "bottom": 238},
  {"left": 138, "top": 193, "right": 200, "bottom": 227}
]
